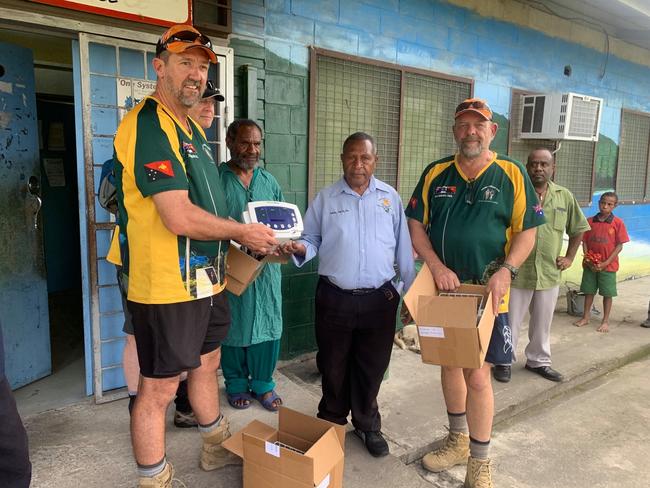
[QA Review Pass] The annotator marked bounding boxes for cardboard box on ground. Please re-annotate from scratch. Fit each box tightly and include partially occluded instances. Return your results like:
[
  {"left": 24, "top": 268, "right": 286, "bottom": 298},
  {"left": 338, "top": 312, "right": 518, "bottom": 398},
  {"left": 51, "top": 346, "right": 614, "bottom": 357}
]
[
  {"left": 222, "top": 407, "right": 346, "bottom": 488},
  {"left": 225, "top": 242, "right": 288, "bottom": 296},
  {"left": 403, "top": 266, "right": 496, "bottom": 369}
]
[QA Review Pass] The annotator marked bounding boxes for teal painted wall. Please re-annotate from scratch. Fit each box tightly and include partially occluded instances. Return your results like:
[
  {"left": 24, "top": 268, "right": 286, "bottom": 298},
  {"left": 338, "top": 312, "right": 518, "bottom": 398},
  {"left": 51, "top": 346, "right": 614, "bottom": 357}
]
[{"left": 231, "top": 0, "right": 650, "bottom": 357}]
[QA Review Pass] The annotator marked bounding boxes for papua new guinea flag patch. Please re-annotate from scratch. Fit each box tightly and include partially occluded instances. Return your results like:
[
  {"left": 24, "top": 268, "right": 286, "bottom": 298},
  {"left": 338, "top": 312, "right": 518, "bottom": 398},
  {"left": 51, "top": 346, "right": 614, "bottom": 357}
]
[{"left": 144, "top": 160, "right": 174, "bottom": 182}]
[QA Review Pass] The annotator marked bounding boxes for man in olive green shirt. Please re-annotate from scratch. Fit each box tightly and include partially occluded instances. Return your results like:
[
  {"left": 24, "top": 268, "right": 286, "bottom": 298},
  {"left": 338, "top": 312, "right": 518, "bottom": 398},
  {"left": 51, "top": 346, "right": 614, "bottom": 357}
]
[{"left": 493, "top": 148, "right": 590, "bottom": 383}]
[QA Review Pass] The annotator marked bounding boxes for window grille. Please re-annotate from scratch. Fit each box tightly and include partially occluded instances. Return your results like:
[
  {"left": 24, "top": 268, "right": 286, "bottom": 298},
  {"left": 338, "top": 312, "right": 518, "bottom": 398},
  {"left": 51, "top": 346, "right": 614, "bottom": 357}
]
[
  {"left": 310, "top": 49, "right": 472, "bottom": 202},
  {"left": 399, "top": 72, "right": 471, "bottom": 199},
  {"left": 616, "top": 110, "right": 650, "bottom": 202}
]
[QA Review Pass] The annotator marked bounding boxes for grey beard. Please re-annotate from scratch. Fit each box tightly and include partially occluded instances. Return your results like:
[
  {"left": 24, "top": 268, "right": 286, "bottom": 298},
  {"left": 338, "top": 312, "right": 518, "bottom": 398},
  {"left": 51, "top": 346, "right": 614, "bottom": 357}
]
[
  {"left": 233, "top": 157, "right": 257, "bottom": 170},
  {"left": 165, "top": 77, "right": 200, "bottom": 108},
  {"left": 459, "top": 141, "right": 483, "bottom": 159}
]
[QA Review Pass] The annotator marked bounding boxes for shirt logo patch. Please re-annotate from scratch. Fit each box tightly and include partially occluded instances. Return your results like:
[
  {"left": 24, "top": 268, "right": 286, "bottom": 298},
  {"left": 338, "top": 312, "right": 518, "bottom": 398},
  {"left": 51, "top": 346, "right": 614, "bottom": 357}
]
[
  {"left": 378, "top": 197, "right": 392, "bottom": 213},
  {"left": 533, "top": 203, "right": 544, "bottom": 216},
  {"left": 409, "top": 197, "right": 418, "bottom": 209},
  {"left": 477, "top": 185, "right": 500, "bottom": 204},
  {"left": 433, "top": 186, "right": 457, "bottom": 198},
  {"left": 144, "top": 160, "right": 174, "bottom": 181},
  {"left": 202, "top": 143, "right": 214, "bottom": 161},
  {"left": 183, "top": 142, "right": 199, "bottom": 159}
]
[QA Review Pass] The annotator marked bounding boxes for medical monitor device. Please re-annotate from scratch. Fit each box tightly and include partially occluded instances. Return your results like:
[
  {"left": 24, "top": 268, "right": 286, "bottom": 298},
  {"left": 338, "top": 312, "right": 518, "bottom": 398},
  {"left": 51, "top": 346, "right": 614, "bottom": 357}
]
[{"left": 242, "top": 201, "right": 303, "bottom": 241}]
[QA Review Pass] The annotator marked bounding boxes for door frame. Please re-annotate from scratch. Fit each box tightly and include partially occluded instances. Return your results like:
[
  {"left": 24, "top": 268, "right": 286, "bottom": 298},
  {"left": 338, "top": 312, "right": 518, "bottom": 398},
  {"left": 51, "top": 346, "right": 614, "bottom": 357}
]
[
  {"left": 77, "top": 32, "right": 159, "bottom": 403},
  {"left": 77, "top": 32, "right": 234, "bottom": 402}
]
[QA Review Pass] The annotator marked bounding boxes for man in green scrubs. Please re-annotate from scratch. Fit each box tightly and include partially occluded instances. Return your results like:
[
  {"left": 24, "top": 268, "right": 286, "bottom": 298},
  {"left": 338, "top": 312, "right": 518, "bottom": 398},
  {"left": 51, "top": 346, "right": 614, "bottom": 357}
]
[{"left": 219, "top": 120, "right": 284, "bottom": 411}]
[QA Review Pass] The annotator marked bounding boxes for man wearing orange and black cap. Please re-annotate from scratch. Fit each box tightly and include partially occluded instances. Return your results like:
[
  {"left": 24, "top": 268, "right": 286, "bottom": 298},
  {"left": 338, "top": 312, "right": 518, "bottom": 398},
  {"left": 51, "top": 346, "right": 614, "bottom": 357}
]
[
  {"left": 113, "top": 24, "right": 277, "bottom": 487},
  {"left": 406, "top": 98, "right": 543, "bottom": 487}
]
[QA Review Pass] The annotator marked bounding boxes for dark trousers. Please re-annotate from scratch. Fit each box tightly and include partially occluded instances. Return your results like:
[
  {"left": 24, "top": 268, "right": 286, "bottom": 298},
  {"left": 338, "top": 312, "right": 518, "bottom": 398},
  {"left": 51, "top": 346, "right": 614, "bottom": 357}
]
[
  {"left": 315, "top": 277, "right": 399, "bottom": 432},
  {"left": 0, "top": 377, "right": 31, "bottom": 488}
]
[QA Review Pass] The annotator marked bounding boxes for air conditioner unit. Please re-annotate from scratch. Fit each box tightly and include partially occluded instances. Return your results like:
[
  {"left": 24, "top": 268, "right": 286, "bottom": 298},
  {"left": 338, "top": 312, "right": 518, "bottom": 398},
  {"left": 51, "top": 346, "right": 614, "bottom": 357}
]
[{"left": 518, "top": 92, "right": 603, "bottom": 141}]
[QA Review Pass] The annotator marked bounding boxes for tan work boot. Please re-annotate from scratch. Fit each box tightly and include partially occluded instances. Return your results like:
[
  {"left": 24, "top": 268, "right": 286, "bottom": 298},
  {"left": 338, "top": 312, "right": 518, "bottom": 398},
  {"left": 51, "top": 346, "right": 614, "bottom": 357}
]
[
  {"left": 422, "top": 431, "right": 470, "bottom": 473},
  {"left": 199, "top": 416, "right": 240, "bottom": 471},
  {"left": 138, "top": 462, "right": 174, "bottom": 488},
  {"left": 464, "top": 456, "right": 493, "bottom": 488}
]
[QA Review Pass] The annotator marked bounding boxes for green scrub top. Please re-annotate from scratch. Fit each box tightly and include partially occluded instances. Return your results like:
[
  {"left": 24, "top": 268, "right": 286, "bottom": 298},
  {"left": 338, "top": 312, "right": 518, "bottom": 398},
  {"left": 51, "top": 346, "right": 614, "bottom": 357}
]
[{"left": 219, "top": 163, "right": 284, "bottom": 346}]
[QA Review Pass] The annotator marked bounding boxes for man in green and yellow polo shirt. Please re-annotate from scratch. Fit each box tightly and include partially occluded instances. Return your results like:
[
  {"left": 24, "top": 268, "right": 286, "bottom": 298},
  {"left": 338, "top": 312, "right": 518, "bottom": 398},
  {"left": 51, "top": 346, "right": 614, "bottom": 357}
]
[
  {"left": 113, "top": 24, "right": 277, "bottom": 487},
  {"left": 494, "top": 148, "right": 589, "bottom": 384},
  {"left": 406, "top": 98, "right": 544, "bottom": 487}
]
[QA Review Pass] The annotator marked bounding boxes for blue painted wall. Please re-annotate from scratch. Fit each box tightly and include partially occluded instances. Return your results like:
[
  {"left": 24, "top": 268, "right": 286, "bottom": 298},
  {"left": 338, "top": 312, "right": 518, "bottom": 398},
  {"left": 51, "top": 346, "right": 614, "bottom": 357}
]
[{"left": 232, "top": 0, "right": 650, "bottom": 280}]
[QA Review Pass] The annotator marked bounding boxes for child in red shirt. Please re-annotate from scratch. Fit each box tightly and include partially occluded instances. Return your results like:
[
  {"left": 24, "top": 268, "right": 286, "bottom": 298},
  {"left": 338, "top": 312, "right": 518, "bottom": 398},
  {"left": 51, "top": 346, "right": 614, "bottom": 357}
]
[{"left": 574, "top": 192, "right": 629, "bottom": 332}]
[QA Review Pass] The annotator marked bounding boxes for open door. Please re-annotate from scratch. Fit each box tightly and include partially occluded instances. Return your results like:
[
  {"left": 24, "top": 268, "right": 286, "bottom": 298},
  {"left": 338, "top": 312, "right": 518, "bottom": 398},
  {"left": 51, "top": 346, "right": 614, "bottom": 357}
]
[{"left": 0, "top": 41, "right": 52, "bottom": 389}]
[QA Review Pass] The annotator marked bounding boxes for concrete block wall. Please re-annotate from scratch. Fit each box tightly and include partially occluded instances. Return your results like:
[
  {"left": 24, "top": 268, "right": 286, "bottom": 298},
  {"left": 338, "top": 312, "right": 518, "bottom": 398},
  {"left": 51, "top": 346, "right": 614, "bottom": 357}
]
[
  {"left": 232, "top": 0, "right": 650, "bottom": 356},
  {"left": 231, "top": 3, "right": 318, "bottom": 357}
]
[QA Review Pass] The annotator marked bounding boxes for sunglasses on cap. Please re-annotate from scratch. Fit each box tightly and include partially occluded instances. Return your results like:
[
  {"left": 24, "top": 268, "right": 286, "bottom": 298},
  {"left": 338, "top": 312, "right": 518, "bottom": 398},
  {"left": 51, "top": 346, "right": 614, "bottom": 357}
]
[
  {"left": 157, "top": 30, "right": 211, "bottom": 53},
  {"left": 456, "top": 99, "right": 487, "bottom": 112},
  {"left": 155, "top": 26, "right": 216, "bottom": 63},
  {"left": 454, "top": 98, "right": 492, "bottom": 120}
]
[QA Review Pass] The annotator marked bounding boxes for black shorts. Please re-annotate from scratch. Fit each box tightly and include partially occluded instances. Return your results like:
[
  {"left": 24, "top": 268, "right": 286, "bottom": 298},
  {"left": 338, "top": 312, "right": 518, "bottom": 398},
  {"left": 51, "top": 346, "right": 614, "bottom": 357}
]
[
  {"left": 116, "top": 266, "right": 134, "bottom": 335},
  {"left": 127, "top": 293, "right": 231, "bottom": 378}
]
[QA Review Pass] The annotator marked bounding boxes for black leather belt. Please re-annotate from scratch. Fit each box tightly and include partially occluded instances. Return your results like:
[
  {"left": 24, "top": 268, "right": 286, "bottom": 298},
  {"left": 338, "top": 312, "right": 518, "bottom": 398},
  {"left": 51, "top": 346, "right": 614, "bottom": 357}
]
[{"left": 320, "top": 276, "right": 379, "bottom": 296}]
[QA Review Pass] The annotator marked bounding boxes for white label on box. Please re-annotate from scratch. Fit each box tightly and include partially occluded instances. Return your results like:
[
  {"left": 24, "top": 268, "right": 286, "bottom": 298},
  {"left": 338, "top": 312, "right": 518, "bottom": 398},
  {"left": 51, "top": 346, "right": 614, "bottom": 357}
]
[
  {"left": 316, "top": 473, "right": 330, "bottom": 488},
  {"left": 418, "top": 326, "right": 445, "bottom": 338},
  {"left": 265, "top": 441, "right": 281, "bottom": 458}
]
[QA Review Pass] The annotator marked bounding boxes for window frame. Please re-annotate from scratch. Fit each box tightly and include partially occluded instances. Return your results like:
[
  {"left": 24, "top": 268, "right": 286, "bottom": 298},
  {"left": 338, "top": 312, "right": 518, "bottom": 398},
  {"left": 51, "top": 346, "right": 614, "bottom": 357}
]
[
  {"left": 192, "top": 0, "right": 232, "bottom": 39},
  {"left": 616, "top": 108, "right": 650, "bottom": 204},
  {"left": 307, "top": 47, "right": 474, "bottom": 202}
]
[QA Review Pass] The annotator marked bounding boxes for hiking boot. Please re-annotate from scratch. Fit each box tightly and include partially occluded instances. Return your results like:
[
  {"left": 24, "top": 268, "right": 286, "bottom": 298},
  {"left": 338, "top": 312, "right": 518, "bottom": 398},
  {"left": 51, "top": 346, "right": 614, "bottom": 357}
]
[
  {"left": 138, "top": 462, "right": 173, "bottom": 488},
  {"left": 199, "top": 417, "right": 240, "bottom": 471},
  {"left": 422, "top": 431, "right": 470, "bottom": 473},
  {"left": 174, "top": 410, "right": 198, "bottom": 428},
  {"left": 464, "top": 457, "right": 493, "bottom": 488}
]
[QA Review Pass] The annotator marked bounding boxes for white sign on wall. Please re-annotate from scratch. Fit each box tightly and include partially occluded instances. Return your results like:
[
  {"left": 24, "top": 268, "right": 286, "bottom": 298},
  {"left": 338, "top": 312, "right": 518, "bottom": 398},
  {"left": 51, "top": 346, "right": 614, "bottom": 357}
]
[
  {"left": 116, "top": 77, "right": 156, "bottom": 120},
  {"left": 29, "top": 0, "right": 192, "bottom": 26}
]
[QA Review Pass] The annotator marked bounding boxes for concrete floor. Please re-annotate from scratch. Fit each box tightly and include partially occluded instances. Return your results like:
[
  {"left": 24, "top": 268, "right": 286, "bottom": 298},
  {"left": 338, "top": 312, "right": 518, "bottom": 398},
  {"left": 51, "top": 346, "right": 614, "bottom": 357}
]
[
  {"left": 419, "top": 357, "right": 650, "bottom": 487},
  {"left": 20, "top": 275, "right": 650, "bottom": 487}
]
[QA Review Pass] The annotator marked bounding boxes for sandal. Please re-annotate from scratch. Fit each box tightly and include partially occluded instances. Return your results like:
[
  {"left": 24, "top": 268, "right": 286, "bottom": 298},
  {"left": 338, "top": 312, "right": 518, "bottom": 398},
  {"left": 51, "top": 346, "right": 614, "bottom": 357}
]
[
  {"left": 227, "top": 391, "right": 252, "bottom": 410},
  {"left": 252, "top": 390, "right": 283, "bottom": 412}
]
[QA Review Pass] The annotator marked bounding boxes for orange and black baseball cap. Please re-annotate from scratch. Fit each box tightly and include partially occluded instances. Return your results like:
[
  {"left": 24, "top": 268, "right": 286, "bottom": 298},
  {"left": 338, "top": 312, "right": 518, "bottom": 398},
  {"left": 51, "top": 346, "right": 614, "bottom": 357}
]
[
  {"left": 454, "top": 98, "right": 493, "bottom": 121},
  {"left": 156, "top": 24, "right": 217, "bottom": 64}
]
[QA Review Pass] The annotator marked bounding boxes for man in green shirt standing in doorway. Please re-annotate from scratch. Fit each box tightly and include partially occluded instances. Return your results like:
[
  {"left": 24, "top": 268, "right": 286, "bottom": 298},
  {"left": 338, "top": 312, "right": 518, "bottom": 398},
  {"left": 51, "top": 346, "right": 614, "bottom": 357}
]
[
  {"left": 493, "top": 148, "right": 590, "bottom": 383},
  {"left": 219, "top": 120, "right": 285, "bottom": 411}
]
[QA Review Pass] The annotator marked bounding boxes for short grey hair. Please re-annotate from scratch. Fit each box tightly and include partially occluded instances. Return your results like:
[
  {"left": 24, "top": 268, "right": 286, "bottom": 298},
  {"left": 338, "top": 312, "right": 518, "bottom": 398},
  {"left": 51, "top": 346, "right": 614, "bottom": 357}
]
[{"left": 342, "top": 132, "right": 377, "bottom": 154}]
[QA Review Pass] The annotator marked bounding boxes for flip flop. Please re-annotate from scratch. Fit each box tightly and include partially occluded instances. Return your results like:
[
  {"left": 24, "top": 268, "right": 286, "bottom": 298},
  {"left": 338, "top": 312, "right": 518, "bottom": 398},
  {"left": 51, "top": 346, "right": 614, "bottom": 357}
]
[
  {"left": 227, "top": 391, "right": 252, "bottom": 410},
  {"left": 252, "top": 390, "right": 282, "bottom": 412}
]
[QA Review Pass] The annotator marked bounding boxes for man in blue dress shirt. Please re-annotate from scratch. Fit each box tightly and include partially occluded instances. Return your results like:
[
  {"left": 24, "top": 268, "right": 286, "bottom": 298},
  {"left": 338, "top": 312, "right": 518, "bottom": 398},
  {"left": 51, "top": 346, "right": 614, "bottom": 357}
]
[{"left": 284, "top": 132, "right": 415, "bottom": 457}]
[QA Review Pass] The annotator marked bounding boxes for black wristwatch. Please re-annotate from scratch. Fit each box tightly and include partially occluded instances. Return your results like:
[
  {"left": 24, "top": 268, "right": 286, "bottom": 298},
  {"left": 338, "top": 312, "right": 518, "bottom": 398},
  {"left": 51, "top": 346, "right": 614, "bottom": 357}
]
[{"left": 500, "top": 263, "right": 519, "bottom": 280}]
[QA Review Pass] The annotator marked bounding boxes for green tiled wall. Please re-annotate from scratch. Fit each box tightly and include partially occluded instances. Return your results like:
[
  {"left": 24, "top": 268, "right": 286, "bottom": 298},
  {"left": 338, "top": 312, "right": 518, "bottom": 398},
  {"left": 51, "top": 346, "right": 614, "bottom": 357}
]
[{"left": 230, "top": 38, "right": 318, "bottom": 358}]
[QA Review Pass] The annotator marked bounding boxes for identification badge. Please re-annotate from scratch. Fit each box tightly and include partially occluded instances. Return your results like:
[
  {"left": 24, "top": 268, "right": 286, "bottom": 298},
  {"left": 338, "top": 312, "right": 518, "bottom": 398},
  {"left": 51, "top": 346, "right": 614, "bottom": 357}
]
[{"left": 195, "top": 266, "right": 220, "bottom": 298}]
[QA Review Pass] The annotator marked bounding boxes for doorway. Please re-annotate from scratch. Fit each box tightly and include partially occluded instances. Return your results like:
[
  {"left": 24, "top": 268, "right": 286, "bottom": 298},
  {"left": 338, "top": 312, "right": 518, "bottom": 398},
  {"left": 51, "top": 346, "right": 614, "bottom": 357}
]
[{"left": 0, "top": 29, "right": 86, "bottom": 415}]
